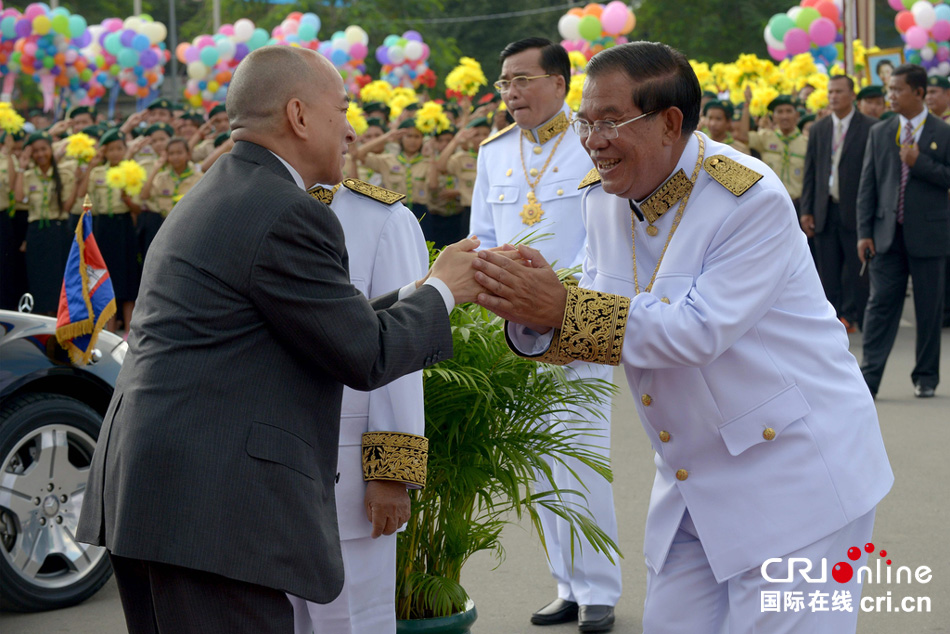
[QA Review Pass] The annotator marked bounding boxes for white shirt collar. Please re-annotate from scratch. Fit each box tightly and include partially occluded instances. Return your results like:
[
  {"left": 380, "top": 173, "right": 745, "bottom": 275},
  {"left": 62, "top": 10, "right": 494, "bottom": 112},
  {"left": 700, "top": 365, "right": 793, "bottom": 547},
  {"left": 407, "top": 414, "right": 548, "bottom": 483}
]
[
  {"left": 832, "top": 107, "right": 855, "bottom": 128},
  {"left": 268, "top": 150, "right": 306, "bottom": 191},
  {"left": 632, "top": 132, "right": 700, "bottom": 212},
  {"left": 899, "top": 108, "right": 928, "bottom": 133}
]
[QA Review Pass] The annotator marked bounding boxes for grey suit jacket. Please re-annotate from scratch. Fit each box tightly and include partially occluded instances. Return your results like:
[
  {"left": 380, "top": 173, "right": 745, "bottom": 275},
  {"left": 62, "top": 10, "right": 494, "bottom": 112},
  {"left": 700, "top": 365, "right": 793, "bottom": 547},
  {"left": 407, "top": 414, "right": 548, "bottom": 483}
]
[
  {"left": 856, "top": 113, "right": 950, "bottom": 257},
  {"left": 801, "top": 110, "right": 873, "bottom": 232},
  {"left": 76, "top": 141, "right": 453, "bottom": 603}
]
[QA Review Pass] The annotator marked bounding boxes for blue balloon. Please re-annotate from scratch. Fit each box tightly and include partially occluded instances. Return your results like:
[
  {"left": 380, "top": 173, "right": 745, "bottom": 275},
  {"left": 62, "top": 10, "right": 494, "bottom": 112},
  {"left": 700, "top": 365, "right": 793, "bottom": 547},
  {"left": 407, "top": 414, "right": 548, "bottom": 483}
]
[
  {"left": 331, "top": 49, "right": 349, "bottom": 66},
  {"left": 132, "top": 34, "right": 150, "bottom": 52},
  {"left": 937, "top": 4, "right": 950, "bottom": 23},
  {"left": 384, "top": 35, "right": 399, "bottom": 47},
  {"left": 1, "top": 17, "right": 16, "bottom": 39},
  {"left": 820, "top": 44, "right": 837, "bottom": 62}
]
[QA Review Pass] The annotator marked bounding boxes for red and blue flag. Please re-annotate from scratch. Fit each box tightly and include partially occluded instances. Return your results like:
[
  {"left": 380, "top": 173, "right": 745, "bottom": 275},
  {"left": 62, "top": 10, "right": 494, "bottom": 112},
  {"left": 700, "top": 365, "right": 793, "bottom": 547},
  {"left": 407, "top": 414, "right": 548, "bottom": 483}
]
[{"left": 56, "top": 200, "right": 116, "bottom": 364}]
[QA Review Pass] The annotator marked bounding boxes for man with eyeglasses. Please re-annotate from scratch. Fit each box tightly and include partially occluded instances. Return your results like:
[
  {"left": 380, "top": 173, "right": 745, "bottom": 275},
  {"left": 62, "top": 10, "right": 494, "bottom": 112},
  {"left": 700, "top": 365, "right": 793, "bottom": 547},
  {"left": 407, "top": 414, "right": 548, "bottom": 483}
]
[
  {"left": 469, "top": 37, "right": 622, "bottom": 633},
  {"left": 472, "top": 41, "right": 892, "bottom": 633}
]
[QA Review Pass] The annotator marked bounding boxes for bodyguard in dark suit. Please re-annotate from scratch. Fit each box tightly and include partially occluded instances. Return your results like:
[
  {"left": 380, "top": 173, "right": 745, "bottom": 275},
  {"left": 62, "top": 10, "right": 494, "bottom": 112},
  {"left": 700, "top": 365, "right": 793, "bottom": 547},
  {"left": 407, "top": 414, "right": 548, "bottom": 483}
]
[
  {"left": 857, "top": 64, "right": 950, "bottom": 398},
  {"left": 77, "top": 46, "right": 484, "bottom": 633},
  {"left": 801, "top": 75, "right": 873, "bottom": 331}
]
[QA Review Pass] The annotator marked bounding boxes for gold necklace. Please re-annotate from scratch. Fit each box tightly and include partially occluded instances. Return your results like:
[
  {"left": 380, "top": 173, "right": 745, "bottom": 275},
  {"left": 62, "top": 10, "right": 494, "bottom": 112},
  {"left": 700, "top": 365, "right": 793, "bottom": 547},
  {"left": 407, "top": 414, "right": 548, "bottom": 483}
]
[
  {"left": 518, "top": 127, "right": 568, "bottom": 226},
  {"left": 633, "top": 133, "right": 705, "bottom": 295}
]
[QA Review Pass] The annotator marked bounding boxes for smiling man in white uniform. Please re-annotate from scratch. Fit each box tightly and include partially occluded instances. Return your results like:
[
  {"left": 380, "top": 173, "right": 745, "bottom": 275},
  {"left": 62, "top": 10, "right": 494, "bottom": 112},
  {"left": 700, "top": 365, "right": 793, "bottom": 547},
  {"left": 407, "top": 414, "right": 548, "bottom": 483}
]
[{"left": 471, "top": 42, "right": 893, "bottom": 633}]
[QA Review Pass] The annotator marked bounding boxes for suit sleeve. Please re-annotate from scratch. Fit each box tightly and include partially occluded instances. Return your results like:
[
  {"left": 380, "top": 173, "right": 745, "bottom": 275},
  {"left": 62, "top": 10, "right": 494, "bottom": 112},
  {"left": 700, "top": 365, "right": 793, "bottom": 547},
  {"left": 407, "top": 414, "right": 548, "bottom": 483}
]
[
  {"left": 801, "top": 127, "right": 818, "bottom": 217},
  {"left": 469, "top": 146, "right": 498, "bottom": 249},
  {"left": 856, "top": 130, "right": 878, "bottom": 241},
  {"left": 250, "top": 197, "right": 452, "bottom": 391}
]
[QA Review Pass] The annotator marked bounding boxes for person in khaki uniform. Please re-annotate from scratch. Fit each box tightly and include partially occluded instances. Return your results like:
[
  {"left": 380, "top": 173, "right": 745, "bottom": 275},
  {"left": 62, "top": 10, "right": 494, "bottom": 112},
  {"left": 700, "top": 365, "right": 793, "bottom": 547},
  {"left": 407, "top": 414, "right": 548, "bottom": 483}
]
[
  {"left": 10, "top": 131, "right": 80, "bottom": 315},
  {"left": 422, "top": 125, "right": 463, "bottom": 247},
  {"left": 345, "top": 118, "right": 387, "bottom": 185},
  {"left": 1, "top": 129, "right": 29, "bottom": 309},
  {"left": 191, "top": 103, "right": 230, "bottom": 163},
  {"left": 701, "top": 100, "right": 749, "bottom": 155},
  {"left": 142, "top": 137, "right": 202, "bottom": 218},
  {"left": 77, "top": 128, "right": 141, "bottom": 331},
  {"left": 356, "top": 118, "right": 433, "bottom": 220},
  {"left": 737, "top": 91, "right": 808, "bottom": 210}
]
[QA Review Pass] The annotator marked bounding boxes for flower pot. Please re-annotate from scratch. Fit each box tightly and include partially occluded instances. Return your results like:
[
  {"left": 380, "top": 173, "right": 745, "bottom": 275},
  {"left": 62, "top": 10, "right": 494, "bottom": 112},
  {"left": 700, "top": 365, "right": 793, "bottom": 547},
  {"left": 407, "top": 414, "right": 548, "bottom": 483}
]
[{"left": 396, "top": 599, "right": 478, "bottom": 634}]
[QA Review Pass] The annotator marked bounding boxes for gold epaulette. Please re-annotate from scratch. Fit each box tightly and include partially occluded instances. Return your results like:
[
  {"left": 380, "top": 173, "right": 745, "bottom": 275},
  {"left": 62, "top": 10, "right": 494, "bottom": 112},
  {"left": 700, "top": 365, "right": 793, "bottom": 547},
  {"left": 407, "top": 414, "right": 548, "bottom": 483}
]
[
  {"left": 505, "top": 285, "right": 630, "bottom": 366},
  {"left": 341, "top": 178, "right": 406, "bottom": 205},
  {"left": 703, "top": 155, "right": 763, "bottom": 196},
  {"left": 578, "top": 167, "right": 601, "bottom": 190},
  {"left": 480, "top": 122, "right": 517, "bottom": 146},
  {"left": 362, "top": 431, "right": 429, "bottom": 488}
]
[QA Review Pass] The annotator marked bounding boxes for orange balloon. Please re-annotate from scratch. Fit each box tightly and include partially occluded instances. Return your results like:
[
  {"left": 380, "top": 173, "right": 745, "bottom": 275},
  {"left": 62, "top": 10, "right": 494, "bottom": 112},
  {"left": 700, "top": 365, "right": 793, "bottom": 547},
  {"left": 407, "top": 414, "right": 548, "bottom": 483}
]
[
  {"left": 74, "top": 59, "right": 86, "bottom": 73},
  {"left": 55, "top": 74, "right": 69, "bottom": 87},
  {"left": 568, "top": 8, "right": 584, "bottom": 17},
  {"left": 176, "top": 42, "right": 190, "bottom": 64},
  {"left": 895, "top": 10, "right": 914, "bottom": 34},
  {"left": 814, "top": 0, "right": 839, "bottom": 21},
  {"left": 584, "top": 3, "right": 603, "bottom": 18},
  {"left": 800, "top": 0, "right": 820, "bottom": 7},
  {"left": 13, "top": 39, "right": 25, "bottom": 53},
  {"left": 137, "top": 86, "right": 149, "bottom": 98},
  {"left": 54, "top": 53, "right": 65, "bottom": 66},
  {"left": 621, "top": 11, "right": 636, "bottom": 35},
  {"left": 0, "top": 52, "right": 6, "bottom": 64},
  {"left": 287, "top": 12, "right": 303, "bottom": 21},
  {"left": 215, "top": 70, "right": 231, "bottom": 84},
  {"left": 146, "top": 71, "right": 157, "bottom": 84}
]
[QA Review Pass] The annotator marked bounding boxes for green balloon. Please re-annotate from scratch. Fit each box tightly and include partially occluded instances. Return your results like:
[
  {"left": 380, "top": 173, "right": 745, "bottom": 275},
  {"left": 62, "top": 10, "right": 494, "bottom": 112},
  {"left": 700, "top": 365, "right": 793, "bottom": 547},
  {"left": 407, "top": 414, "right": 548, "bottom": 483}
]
[
  {"left": 118, "top": 48, "right": 139, "bottom": 69},
  {"left": 769, "top": 14, "right": 795, "bottom": 41},
  {"left": 578, "top": 15, "right": 602, "bottom": 42},
  {"left": 902, "top": 0, "right": 915, "bottom": 9},
  {"left": 795, "top": 7, "right": 821, "bottom": 30},
  {"left": 43, "top": 56, "right": 55, "bottom": 69},
  {"left": 50, "top": 14, "right": 69, "bottom": 36}
]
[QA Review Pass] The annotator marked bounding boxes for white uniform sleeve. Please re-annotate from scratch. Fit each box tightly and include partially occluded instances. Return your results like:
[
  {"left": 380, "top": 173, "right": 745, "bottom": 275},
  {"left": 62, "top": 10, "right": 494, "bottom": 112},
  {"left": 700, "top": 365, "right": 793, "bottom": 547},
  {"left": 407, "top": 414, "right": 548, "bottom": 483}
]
[{"left": 469, "top": 145, "right": 498, "bottom": 249}]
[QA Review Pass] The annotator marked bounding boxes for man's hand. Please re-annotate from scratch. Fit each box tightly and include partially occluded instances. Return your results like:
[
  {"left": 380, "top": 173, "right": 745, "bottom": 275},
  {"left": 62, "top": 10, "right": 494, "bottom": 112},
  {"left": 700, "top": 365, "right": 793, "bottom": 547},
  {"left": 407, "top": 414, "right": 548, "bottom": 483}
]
[
  {"left": 900, "top": 142, "right": 919, "bottom": 167},
  {"left": 428, "top": 236, "right": 483, "bottom": 304},
  {"left": 365, "top": 480, "right": 410, "bottom": 539},
  {"left": 472, "top": 244, "right": 567, "bottom": 331},
  {"left": 857, "top": 238, "right": 875, "bottom": 264},
  {"left": 800, "top": 213, "right": 816, "bottom": 238}
]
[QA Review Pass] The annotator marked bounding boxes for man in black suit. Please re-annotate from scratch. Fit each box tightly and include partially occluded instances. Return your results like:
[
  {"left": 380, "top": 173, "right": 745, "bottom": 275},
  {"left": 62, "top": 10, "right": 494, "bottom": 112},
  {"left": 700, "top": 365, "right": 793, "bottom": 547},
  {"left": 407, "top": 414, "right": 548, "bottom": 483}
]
[
  {"left": 77, "top": 46, "right": 484, "bottom": 633},
  {"left": 857, "top": 64, "right": 950, "bottom": 399},
  {"left": 802, "top": 75, "right": 874, "bottom": 332}
]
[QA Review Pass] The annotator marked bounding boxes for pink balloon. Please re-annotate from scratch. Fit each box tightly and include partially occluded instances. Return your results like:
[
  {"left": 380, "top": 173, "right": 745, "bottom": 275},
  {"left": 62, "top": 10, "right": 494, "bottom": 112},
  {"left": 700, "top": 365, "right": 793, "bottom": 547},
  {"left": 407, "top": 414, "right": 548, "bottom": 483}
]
[
  {"left": 768, "top": 45, "right": 788, "bottom": 61},
  {"left": 905, "top": 25, "right": 929, "bottom": 49},
  {"left": 197, "top": 35, "right": 215, "bottom": 48},
  {"left": 601, "top": 1, "right": 629, "bottom": 34},
  {"left": 104, "top": 18, "right": 123, "bottom": 32},
  {"left": 783, "top": 28, "right": 811, "bottom": 55},
  {"left": 887, "top": 0, "right": 905, "bottom": 9},
  {"left": 939, "top": 46, "right": 950, "bottom": 61},
  {"left": 809, "top": 17, "right": 837, "bottom": 47},
  {"left": 420, "top": 43, "right": 430, "bottom": 62},
  {"left": 23, "top": 3, "right": 44, "bottom": 20},
  {"left": 933, "top": 19, "right": 950, "bottom": 42},
  {"left": 184, "top": 46, "right": 199, "bottom": 64},
  {"left": 349, "top": 42, "right": 367, "bottom": 60},
  {"left": 219, "top": 24, "right": 234, "bottom": 36}
]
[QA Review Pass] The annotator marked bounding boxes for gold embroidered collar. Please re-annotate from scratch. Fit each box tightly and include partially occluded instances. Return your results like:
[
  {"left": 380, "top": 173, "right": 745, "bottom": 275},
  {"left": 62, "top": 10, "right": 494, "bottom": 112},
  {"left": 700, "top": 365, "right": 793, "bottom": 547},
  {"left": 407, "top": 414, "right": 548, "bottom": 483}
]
[
  {"left": 637, "top": 169, "right": 693, "bottom": 224},
  {"left": 521, "top": 111, "right": 570, "bottom": 145},
  {"left": 308, "top": 184, "right": 341, "bottom": 205}
]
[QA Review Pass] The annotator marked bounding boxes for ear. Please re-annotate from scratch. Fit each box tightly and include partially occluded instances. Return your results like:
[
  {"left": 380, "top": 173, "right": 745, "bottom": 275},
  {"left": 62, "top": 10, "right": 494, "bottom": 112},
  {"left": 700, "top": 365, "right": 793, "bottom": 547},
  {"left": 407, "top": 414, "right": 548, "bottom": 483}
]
[
  {"left": 286, "top": 97, "right": 308, "bottom": 140},
  {"left": 662, "top": 107, "right": 684, "bottom": 146}
]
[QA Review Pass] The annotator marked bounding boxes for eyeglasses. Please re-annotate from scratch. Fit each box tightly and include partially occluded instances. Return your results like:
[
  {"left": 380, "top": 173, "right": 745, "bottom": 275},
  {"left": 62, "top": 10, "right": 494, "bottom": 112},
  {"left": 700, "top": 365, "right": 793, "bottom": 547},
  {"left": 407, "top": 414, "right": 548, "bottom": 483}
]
[
  {"left": 571, "top": 110, "right": 658, "bottom": 139},
  {"left": 493, "top": 74, "right": 552, "bottom": 93}
]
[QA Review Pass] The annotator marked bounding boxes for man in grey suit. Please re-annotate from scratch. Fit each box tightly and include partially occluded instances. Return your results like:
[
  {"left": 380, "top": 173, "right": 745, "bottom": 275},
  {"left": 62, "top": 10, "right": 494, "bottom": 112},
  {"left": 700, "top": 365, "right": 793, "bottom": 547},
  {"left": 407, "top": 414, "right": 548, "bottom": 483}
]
[
  {"left": 76, "top": 46, "right": 483, "bottom": 633},
  {"left": 857, "top": 63, "right": 950, "bottom": 398},
  {"left": 801, "top": 75, "right": 874, "bottom": 332}
]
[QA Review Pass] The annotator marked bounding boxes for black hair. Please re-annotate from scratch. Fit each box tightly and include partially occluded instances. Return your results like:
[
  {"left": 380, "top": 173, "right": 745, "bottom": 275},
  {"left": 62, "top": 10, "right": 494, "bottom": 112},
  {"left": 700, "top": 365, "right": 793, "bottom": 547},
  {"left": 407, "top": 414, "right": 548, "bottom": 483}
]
[
  {"left": 829, "top": 74, "right": 855, "bottom": 92},
  {"left": 586, "top": 42, "right": 701, "bottom": 135},
  {"left": 499, "top": 37, "right": 571, "bottom": 94},
  {"left": 876, "top": 59, "right": 895, "bottom": 77},
  {"left": 893, "top": 63, "right": 927, "bottom": 97},
  {"left": 32, "top": 138, "right": 64, "bottom": 213},
  {"left": 165, "top": 136, "right": 190, "bottom": 155}
]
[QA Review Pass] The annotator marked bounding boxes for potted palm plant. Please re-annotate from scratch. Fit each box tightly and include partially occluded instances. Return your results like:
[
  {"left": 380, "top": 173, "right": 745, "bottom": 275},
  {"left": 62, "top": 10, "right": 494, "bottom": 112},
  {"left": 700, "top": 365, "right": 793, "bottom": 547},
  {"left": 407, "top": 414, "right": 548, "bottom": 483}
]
[{"left": 395, "top": 298, "right": 620, "bottom": 633}]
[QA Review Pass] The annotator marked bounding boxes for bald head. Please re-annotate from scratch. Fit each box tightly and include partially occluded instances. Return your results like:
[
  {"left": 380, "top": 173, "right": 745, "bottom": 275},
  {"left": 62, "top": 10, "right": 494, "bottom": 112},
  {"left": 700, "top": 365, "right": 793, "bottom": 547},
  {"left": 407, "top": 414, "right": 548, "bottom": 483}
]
[{"left": 227, "top": 46, "right": 335, "bottom": 134}]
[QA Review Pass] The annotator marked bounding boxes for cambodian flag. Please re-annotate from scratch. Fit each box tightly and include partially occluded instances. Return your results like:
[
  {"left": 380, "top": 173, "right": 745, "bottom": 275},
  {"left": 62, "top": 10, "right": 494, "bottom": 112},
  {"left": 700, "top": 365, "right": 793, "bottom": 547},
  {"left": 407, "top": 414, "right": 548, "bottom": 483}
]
[{"left": 56, "top": 200, "right": 116, "bottom": 365}]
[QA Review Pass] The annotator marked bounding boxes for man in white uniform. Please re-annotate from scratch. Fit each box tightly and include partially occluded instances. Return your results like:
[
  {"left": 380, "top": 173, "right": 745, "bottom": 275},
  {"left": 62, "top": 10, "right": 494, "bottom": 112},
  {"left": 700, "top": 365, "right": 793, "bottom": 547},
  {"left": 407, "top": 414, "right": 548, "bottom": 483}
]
[
  {"left": 470, "top": 37, "right": 621, "bottom": 633},
  {"left": 288, "top": 178, "right": 429, "bottom": 634},
  {"left": 472, "top": 42, "right": 893, "bottom": 633}
]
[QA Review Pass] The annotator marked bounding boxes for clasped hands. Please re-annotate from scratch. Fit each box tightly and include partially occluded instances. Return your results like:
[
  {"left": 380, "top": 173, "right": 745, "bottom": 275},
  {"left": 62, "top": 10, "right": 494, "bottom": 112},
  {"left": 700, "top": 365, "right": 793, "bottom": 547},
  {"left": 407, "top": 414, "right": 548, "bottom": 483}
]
[{"left": 425, "top": 238, "right": 567, "bottom": 331}]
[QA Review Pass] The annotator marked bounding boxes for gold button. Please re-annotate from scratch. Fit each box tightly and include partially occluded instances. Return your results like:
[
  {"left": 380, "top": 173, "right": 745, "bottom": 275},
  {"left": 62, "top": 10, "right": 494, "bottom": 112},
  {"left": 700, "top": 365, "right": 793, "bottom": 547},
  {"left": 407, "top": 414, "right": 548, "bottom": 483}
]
[
  {"left": 553, "top": 166, "right": 558, "bottom": 172},
  {"left": 530, "top": 168, "right": 539, "bottom": 177},
  {"left": 506, "top": 168, "right": 512, "bottom": 176},
  {"left": 659, "top": 431, "right": 671, "bottom": 443},
  {"left": 557, "top": 189, "right": 564, "bottom": 196},
  {"left": 709, "top": 158, "right": 719, "bottom": 166},
  {"left": 641, "top": 394, "right": 653, "bottom": 406},
  {"left": 660, "top": 297, "right": 670, "bottom": 304},
  {"left": 676, "top": 469, "right": 689, "bottom": 481},
  {"left": 498, "top": 194, "right": 505, "bottom": 201},
  {"left": 763, "top": 427, "right": 776, "bottom": 441},
  {"left": 533, "top": 146, "right": 543, "bottom": 154}
]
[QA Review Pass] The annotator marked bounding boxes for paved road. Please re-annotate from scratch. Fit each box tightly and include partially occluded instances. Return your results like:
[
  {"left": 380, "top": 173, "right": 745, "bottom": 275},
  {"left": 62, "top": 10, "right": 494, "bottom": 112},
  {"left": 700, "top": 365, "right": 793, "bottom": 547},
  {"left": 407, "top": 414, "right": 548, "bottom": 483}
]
[{"left": 2, "top": 302, "right": 948, "bottom": 633}]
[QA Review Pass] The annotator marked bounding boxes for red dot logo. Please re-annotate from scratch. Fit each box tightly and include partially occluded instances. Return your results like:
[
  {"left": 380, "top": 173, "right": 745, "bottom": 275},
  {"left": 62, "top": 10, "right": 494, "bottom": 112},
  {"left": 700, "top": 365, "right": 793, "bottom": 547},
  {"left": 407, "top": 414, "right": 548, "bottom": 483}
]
[
  {"left": 864, "top": 542, "right": 875, "bottom": 553},
  {"left": 847, "top": 546, "right": 861, "bottom": 561},
  {"left": 832, "top": 562, "right": 853, "bottom": 583},
  {"left": 879, "top": 550, "right": 887, "bottom": 557},
  {"left": 887, "top": 560, "right": 892, "bottom": 565}
]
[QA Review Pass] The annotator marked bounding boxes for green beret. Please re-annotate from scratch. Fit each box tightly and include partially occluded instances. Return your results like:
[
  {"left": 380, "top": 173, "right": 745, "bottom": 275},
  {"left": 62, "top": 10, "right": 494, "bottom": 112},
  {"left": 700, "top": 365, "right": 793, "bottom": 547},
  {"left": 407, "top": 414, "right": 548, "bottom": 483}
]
[
  {"left": 67, "top": 105, "right": 94, "bottom": 119},
  {"left": 404, "top": 103, "right": 421, "bottom": 112},
  {"left": 130, "top": 126, "right": 144, "bottom": 139},
  {"left": 732, "top": 103, "right": 744, "bottom": 121},
  {"left": 27, "top": 108, "right": 44, "bottom": 118},
  {"left": 145, "top": 123, "right": 175, "bottom": 138},
  {"left": 466, "top": 116, "right": 491, "bottom": 129},
  {"left": 857, "top": 85, "right": 885, "bottom": 101},
  {"left": 703, "top": 100, "right": 734, "bottom": 118},
  {"left": 208, "top": 104, "right": 227, "bottom": 118},
  {"left": 147, "top": 98, "right": 173, "bottom": 111},
  {"left": 99, "top": 128, "right": 126, "bottom": 146},
  {"left": 444, "top": 104, "right": 461, "bottom": 117},
  {"left": 363, "top": 101, "right": 389, "bottom": 115},
  {"left": 768, "top": 95, "right": 796, "bottom": 111},
  {"left": 702, "top": 90, "right": 718, "bottom": 99},
  {"left": 24, "top": 131, "right": 53, "bottom": 147},
  {"left": 0, "top": 130, "right": 27, "bottom": 143},
  {"left": 81, "top": 125, "right": 103, "bottom": 139},
  {"left": 928, "top": 75, "right": 950, "bottom": 90},
  {"left": 171, "top": 102, "right": 185, "bottom": 111},
  {"left": 181, "top": 111, "right": 205, "bottom": 124},
  {"left": 438, "top": 125, "right": 458, "bottom": 136},
  {"left": 797, "top": 113, "right": 817, "bottom": 131},
  {"left": 213, "top": 130, "right": 231, "bottom": 148},
  {"left": 879, "top": 110, "right": 898, "bottom": 121},
  {"left": 365, "top": 118, "right": 388, "bottom": 131},
  {"left": 398, "top": 118, "right": 418, "bottom": 130}
]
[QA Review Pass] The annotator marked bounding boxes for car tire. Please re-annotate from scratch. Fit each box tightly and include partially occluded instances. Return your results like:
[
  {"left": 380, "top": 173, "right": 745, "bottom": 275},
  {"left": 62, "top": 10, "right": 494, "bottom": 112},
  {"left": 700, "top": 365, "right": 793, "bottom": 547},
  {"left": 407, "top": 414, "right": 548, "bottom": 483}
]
[{"left": 0, "top": 393, "right": 112, "bottom": 612}]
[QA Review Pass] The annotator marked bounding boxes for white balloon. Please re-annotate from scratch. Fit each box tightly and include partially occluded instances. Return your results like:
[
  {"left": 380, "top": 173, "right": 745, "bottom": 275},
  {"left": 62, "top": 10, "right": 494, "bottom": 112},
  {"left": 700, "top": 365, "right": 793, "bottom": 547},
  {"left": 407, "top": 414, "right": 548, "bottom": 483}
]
[
  {"left": 912, "top": 1, "right": 937, "bottom": 30},
  {"left": 124, "top": 16, "right": 143, "bottom": 31},
  {"left": 187, "top": 61, "right": 208, "bottom": 80},
  {"left": 234, "top": 18, "right": 255, "bottom": 43},
  {"left": 787, "top": 7, "right": 802, "bottom": 22},
  {"left": 389, "top": 47, "right": 406, "bottom": 65},
  {"left": 940, "top": 61, "right": 950, "bottom": 74},
  {"left": 764, "top": 23, "right": 783, "bottom": 50},
  {"left": 217, "top": 39, "right": 236, "bottom": 61},
  {"left": 404, "top": 40, "right": 423, "bottom": 61},
  {"left": 920, "top": 46, "right": 936, "bottom": 62},
  {"left": 344, "top": 25, "right": 365, "bottom": 45},
  {"left": 558, "top": 14, "right": 582, "bottom": 41}
]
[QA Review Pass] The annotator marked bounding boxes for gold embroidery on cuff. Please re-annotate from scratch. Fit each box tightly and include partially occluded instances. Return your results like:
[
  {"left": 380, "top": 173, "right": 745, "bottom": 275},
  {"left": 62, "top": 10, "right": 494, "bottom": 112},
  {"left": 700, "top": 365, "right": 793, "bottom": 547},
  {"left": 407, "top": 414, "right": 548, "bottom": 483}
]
[{"left": 361, "top": 432, "right": 429, "bottom": 488}]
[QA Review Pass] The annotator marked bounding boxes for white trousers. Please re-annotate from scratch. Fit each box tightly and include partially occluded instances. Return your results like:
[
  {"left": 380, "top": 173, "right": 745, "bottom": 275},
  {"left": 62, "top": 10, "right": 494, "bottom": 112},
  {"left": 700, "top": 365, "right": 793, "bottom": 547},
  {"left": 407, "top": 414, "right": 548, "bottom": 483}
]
[
  {"left": 535, "top": 362, "right": 622, "bottom": 607},
  {"left": 642, "top": 507, "right": 876, "bottom": 634},
  {"left": 287, "top": 533, "right": 397, "bottom": 634}
]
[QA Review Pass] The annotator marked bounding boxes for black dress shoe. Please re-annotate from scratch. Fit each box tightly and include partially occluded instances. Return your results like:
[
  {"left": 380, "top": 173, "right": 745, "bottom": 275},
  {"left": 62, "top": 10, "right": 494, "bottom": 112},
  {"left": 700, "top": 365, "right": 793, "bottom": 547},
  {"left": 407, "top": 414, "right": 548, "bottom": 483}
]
[
  {"left": 530, "top": 598, "right": 578, "bottom": 625},
  {"left": 914, "top": 384, "right": 935, "bottom": 398},
  {"left": 578, "top": 605, "right": 615, "bottom": 632}
]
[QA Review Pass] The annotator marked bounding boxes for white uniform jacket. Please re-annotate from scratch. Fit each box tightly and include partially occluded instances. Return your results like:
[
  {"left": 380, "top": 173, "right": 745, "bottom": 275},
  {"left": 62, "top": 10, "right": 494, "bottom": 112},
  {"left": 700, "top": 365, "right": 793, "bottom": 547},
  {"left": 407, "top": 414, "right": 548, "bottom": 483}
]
[
  {"left": 512, "top": 133, "right": 893, "bottom": 582},
  {"left": 328, "top": 185, "right": 429, "bottom": 540}
]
